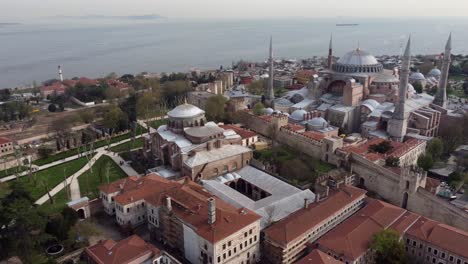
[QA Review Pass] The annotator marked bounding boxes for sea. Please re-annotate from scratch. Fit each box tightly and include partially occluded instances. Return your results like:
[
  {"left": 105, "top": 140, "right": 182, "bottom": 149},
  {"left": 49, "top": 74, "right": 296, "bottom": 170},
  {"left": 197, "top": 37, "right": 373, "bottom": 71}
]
[{"left": 1, "top": 17, "right": 468, "bottom": 88}]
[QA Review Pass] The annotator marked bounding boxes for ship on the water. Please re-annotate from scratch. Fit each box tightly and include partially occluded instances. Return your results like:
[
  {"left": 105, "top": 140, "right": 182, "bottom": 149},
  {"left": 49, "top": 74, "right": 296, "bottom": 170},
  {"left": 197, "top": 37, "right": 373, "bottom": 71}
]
[{"left": 336, "top": 23, "right": 359, "bottom": 26}]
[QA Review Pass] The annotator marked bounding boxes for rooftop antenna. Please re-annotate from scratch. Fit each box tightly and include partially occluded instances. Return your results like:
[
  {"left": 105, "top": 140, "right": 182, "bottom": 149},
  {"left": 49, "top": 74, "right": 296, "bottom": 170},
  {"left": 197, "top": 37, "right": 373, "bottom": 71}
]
[{"left": 357, "top": 41, "right": 360, "bottom": 51}]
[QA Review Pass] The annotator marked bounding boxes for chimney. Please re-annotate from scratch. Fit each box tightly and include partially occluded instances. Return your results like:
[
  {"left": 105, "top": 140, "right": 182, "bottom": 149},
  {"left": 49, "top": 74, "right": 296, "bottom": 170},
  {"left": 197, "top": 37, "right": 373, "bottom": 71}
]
[
  {"left": 207, "top": 141, "right": 213, "bottom": 151},
  {"left": 166, "top": 196, "right": 172, "bottom": 211},
  {"left": 304, "top": 198, "right": 309, "bottom": 209},
  {"left": 208, "top": 198, "right": 216, "bottom": 224}
]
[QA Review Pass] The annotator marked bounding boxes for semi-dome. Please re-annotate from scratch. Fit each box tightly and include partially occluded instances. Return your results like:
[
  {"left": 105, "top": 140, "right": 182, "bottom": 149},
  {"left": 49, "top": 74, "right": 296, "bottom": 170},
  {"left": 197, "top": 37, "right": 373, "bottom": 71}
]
[
  {"left": 410, "top": 71, "right": 425, "bottom": 81},
  {"left": 290, "top": 109, "right": 307, "bottom": 121},
  {"left": 333, "top": 48, "right": 383, "bottom": 73},
  {"left": 307, "top": 117, "right": 328, "bottom": 129},
  {"left": 168, "top": 103, "right": 205, "bottom": 119},
  {"left": 407, "top": 83, "right": 416, "bottom": 95},
  {"left": 427, "top": 68, "right": 441, "bottom": 78},
  {"left": 361, "top": 99, "right": 381, "bottom": 112}
]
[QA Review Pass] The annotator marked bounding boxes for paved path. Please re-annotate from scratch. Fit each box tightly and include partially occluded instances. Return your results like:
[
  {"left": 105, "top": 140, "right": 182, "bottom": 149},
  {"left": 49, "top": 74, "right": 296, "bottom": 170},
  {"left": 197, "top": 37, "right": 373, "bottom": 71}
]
[{"left": 28, "top": 120, "right": 155, "bottom": 205}]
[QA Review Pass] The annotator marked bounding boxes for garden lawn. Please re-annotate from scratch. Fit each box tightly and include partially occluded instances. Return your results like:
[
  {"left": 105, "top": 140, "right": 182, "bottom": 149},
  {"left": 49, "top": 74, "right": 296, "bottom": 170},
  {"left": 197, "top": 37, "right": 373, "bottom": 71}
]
[
  {"left": 148, "top": 119, "right": 167, "bottom": 129},
  {"left": 79, "top": 155, "right": 127, "bottom": 200},
  {"left": 0, "top": 166, "right": 28, "bottom": 179},
  {"left": 110, "top": 138, "right": 144, "bottom": 153},
  {"left": 18, "top": 157, "right": 89, "bottom": 200},
  {"left": 38, "top": 188, "right": 68, "bottom": 215}
]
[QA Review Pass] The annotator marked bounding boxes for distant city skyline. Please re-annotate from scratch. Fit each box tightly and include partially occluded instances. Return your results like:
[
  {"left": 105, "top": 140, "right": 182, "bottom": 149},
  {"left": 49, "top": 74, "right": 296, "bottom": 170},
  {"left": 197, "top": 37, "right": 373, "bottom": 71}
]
[{"left": 3, "top": 0, "right": 468, "bottom": 21}]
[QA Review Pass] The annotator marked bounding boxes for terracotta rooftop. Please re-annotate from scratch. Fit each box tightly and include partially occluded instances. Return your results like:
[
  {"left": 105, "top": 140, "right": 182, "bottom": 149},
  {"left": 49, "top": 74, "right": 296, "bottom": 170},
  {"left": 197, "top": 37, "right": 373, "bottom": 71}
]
[
  {"left": 0, "top": 137, "right": 12, "bottom": 145},
  {"left": 100, "top": 174, "right": 261, "bottom": 243},
  {"left": 424, "top": 177, "right": 441, "bottom": 194},
  {"left": 283, "top": 124, "right": 305, "bottom": 132},
  {"left": 40, "top": 82, "right": 66, "bottom": 92},
  {"left": 301, "top": 131, "right": 326, "bottom": 141},
  {"left": 317, "top": 198, "right": 413, "bottom": 261},
  {"left": 85, "top": 235, "right": 160, "bottom": 264},
  {"left": 296, "top": 249, "right": 343, "bottom": 264},
  {"left": 219, "top": 124, "right": 257, "bottom": 139},
  {"left": 406, "top": 217, "right": 468, "bottom": 258},
  {"left": 263, "top": 186, "right": 367, "bottom": 246},
  {"left": 341, "top": 137, "right": 424, "bottom": 161}
]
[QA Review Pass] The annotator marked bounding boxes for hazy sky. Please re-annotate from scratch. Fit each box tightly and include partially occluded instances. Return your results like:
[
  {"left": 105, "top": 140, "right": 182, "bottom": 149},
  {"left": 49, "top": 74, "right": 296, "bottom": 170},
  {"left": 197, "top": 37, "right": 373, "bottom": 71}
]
[{"left": 3, "top": 0, "right": 468, "bottom": 20}]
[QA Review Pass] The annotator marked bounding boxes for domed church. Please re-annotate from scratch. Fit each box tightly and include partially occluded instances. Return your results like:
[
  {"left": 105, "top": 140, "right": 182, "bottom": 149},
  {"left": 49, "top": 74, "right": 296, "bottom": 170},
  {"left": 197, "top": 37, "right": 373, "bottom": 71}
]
[{"left": 271, "top": 34, "right": 451, "bottom": 141}]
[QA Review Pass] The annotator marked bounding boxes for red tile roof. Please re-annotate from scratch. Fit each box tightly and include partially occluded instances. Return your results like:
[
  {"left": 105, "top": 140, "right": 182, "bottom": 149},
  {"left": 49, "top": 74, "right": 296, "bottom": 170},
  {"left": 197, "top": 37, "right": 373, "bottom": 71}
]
[
  {"left": 100, "top": 174, "right": 261, "bottom": 243},
  {"left": 406, "top": 217, "right": 468, "bottom": 258},
  {"left": 296, "top": 249, "right": 343, "bottom": 264},
  {"left": 341, "top": 137, "right": 424, "bottom": 161},
  {"left": 40, "top": 82, "right": 66, "bottom": 92},
  {"left": 263, "top": 186, "right": 367, "bottom": 246},
  {"left": 301, "top": 131, "right": 325, "bottom": 141},
  {"left": 0, "top": 137, "right": 12, "bottom": 145},
  {"left": 219, "top": 125, "right": 257, "bottom": 139},
  {"left": 317, "top": 198, "right": 413, "bottom": 261},
  {"left": 85, "top": 235, "right": 160, "bottom": 264}
]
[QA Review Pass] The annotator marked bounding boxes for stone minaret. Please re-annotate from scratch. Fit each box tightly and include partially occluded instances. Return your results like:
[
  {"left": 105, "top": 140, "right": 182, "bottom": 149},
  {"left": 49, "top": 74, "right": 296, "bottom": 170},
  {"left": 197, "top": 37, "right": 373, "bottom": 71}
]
[
  {"left": 327, "top": 34, "right": 333, "bottom": 69},
  {"left": 266, "top": 36, "right": 275, "bottom": 101},
  {"left": 58, "top": 65, "right": 63, "bottom": 82},
  {"left": 434, "top": 34, "right": 451, "bottom": 108},
  {"left": 388, "top": 37, "right": 411, "bottom": 142}
]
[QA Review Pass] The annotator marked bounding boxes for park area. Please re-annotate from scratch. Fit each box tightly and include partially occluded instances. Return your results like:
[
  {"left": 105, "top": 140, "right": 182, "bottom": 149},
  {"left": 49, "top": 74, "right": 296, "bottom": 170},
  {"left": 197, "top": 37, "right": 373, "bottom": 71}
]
[{"left": 254, "top": 145, "right": 335, "bottom": 186}]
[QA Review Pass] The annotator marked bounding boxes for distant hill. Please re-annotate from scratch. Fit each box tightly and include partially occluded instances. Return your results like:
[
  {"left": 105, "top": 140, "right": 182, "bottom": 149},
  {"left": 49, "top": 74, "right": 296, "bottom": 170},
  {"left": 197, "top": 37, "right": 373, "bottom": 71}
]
[
  {"left": 0, "top": 23, "right": 20, "bottom": 27},
  {"left": 55, "top": 14, "right": 165, "bottom": 20}
]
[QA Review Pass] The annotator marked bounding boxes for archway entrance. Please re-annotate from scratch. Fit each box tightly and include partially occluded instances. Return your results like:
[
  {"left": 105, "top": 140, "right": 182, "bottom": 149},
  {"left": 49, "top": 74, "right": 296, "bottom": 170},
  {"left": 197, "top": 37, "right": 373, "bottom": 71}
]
[
  {"left": 77, "top": 208, "right": 85, "bottom": 219},
  {"left": 402, "top": 192, "right": 409, "bottom": 209},
  {"left": 359, "top": 177, "right": 365, "bottom": 188}
]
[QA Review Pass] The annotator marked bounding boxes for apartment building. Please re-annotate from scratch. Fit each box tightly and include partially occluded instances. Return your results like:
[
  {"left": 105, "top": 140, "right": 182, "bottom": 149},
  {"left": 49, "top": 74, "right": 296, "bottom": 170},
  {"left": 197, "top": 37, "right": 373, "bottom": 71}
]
[
  {"left": 99, "top": 174, "right": 262, "bottom": 264},
  {"left": 262, "top": 186, "right": 367, "bottom": 264}
]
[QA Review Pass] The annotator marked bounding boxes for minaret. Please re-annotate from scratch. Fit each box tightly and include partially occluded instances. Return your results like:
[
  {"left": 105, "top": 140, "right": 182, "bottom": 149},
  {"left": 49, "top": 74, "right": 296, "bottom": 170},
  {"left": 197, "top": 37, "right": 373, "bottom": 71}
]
[
  {"left": 327, "top": 34, "right": 333, "bottom": 69},
  {"left": 266, "top": 36, "right": 275, "bottom": 101},
  {"left": 434, "top": 33, "right": 451, "bottom": 108},
  {"left": 388, "top": 37, "right": 411, "bottom": 142},
  {"left": 58, "top": 65, "right": 63, "bottom": 82}
]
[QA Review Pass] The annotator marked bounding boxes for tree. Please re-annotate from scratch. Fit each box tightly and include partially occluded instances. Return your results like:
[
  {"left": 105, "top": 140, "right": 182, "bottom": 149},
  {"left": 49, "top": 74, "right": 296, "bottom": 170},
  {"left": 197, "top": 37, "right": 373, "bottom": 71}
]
[
  {"left": 0, "top": 88, "right": 11, "bottom": 101},
  {"left": 48, "top": 104, "right": 57, "bottom": 112},
  {"left": 371, "top": 229, "right": 407, "bottom": 264},
  {"left": 102, "top": 105, "right": 129, "bottom": 136},
  {"left": 369, "top": 141, "right": 393, "bottom": 154},
  {"left": 161, "top": 80, "right": 191, "bottom": 106},
  {"left": 427, "top": 138, "right": 443, "bottom": 161},
  {"left": 253, "top": 102, "right": 265, "bottom": 116},
  {"left": 205, "top": 95, "right": 228, "bottom": 122},
  {"left": 417, "top": 154, "right": 434, "bottom": 171},
  {"left": 247, "top": 80, "right": 265, "bottom": 95},
  {"left": 413, "top": 82, "right": 423, "bottom": 94},
  {"left": 385, "top": 156, "right": 400, "bottom": 167},
  {"left": 0, "top": 184, "right": 48, "bottom": 263}
]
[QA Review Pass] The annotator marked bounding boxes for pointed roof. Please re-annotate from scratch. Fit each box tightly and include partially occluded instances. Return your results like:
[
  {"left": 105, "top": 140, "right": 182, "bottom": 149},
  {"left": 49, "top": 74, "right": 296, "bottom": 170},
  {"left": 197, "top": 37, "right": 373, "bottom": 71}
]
[
  {"left": 403, "top": 36, "right": 411, "bottom": 58},
  {"left": 269, "top": 36, "right": 273, "bottom": 59},
  {"left": 445, "top": 33, "right": 452, "bottom": 51},
  {"left": 329, "top": 34, "right": 333, "bottom": 50}
]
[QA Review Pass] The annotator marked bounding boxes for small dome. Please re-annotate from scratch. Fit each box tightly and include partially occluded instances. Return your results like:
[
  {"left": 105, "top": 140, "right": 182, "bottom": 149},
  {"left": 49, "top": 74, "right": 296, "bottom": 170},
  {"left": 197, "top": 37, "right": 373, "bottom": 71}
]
[
  {"left": 290, "top": 109, "right": 307, "bottom": 121},
  {"left": 274, "top": 98, "right": 293, "bottom": 106},
  {"left": 263, "top": 108, "right": 274, "bottom": 115},
  {"left": 427, "top": 68, "right": 441, "bottom": 78},
  {"left": 307, "top": 117, "right": 328, "bottom": 129},
  {"left": 291, "top": 93, "right": 305, "bottom": 104},
  {"left": 168, "top": 103, "right": 204, "bottom": 119},
  {"left": 410, "top": 71, "right": 425, "bottom": 81}
]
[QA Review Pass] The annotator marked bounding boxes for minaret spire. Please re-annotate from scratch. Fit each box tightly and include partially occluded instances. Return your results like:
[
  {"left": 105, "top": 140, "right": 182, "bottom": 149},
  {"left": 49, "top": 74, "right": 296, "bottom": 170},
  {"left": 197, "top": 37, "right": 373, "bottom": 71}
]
[
  {"left": 266, "top": 36, "right": 275, "bottom": 101},
  {"left": 58, "top": 65, "right": 63, "bottom": 82},
  {"left": 387, "top": 36, "right": 411, "bottom": 142},
  {"left": 434, "top": 33, "right": 451, "bottom": 108},
  {"left": 327, "top": 34, "right": 333, "bottom": 69}
]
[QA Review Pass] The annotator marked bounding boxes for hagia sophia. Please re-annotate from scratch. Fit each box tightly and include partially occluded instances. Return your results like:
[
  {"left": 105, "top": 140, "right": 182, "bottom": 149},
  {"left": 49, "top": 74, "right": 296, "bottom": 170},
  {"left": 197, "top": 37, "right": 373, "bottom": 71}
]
[{"left": 267, "top": 34, "right": 452, "bottom": 142}]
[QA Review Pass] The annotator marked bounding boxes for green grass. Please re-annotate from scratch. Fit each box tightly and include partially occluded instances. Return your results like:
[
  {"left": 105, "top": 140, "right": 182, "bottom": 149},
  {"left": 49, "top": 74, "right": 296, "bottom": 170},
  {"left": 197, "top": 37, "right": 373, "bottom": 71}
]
[
  {"left": 79, "top": 155, "right": 127, "bottom": 200},
  {"left": 33, "top": 124, "right": 147, "bottom": 166},
  {"left": 110, "top": 138, "right": 144, "bottom": 153},
  {"left": 38, "top": 188, "right": 68, "bottom": 215},
  {"left": 148, "top": 119, "right": 167, "bottom": 129},
  {"left": 18, "top": 157, "right": 89, "bottom": 200},
  {"left": 0, "top": 166, "right": 28, "bottom": 179}
]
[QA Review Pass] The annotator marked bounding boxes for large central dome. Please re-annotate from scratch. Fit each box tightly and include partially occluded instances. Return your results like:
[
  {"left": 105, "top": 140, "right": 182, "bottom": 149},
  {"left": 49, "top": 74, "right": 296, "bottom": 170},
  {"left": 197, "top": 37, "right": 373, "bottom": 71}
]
[{"left": 333, "top": 48, "right": 383, "bottom": 74}]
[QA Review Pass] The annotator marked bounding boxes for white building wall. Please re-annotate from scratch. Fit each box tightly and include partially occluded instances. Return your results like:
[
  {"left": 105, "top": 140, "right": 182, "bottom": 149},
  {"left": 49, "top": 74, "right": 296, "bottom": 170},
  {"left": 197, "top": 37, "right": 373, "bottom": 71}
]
[{"left": 183, "top": 224, "right": 201, "bottom": 264}]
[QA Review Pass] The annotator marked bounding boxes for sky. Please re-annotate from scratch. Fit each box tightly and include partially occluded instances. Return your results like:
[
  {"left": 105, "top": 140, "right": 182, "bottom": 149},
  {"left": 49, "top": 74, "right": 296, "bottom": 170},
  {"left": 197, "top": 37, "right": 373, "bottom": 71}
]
[{"left": 3, "top": 0, "right": 468, "bottom": 21}]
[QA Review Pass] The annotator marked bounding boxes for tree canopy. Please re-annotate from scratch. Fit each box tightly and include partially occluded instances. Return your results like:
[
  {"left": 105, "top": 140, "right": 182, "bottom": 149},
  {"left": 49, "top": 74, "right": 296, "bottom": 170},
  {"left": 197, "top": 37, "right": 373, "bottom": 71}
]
[
  {"left": 371, "top": 229, "right": 407, "bottom": 264},
  {"left": 205, "top": 95, "right": 228, "bottom": 122},
  {"left": 417, "top": 154, "right": 434, "bottom": 171},
  {"left": 253, "top": 102, "right": 265, "bottom": 116}
]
